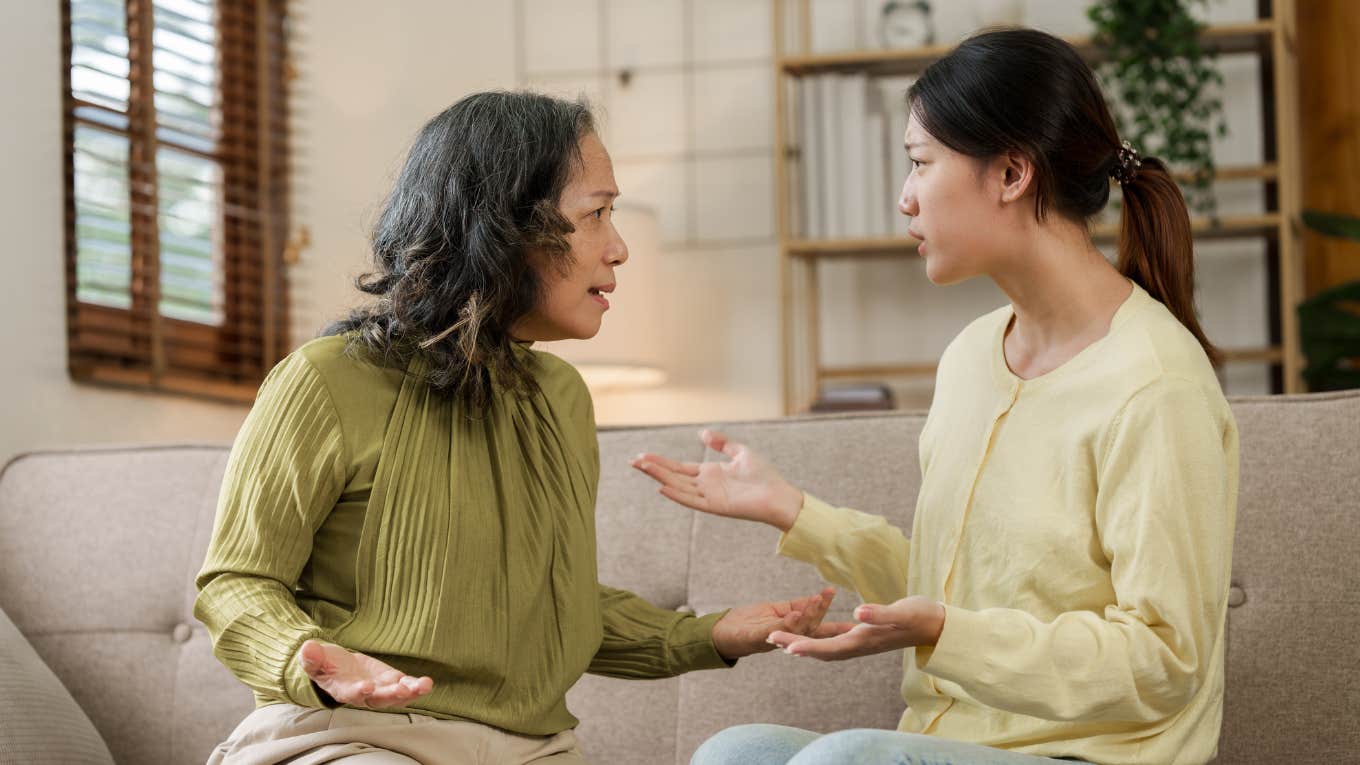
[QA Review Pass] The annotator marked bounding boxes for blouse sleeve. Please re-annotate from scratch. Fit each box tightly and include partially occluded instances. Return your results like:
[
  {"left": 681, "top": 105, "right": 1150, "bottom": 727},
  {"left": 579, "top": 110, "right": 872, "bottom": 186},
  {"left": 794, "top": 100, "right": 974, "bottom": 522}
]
[{"left": 193, "top": 352, "right": 348, "bottom": 708}]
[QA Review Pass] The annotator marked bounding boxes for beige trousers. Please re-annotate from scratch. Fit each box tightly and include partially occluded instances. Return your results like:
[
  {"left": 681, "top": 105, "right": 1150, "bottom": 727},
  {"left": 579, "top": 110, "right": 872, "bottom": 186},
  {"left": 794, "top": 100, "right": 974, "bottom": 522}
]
[{"left": 206, "top": 703, "right": 588, "bottom": 765}]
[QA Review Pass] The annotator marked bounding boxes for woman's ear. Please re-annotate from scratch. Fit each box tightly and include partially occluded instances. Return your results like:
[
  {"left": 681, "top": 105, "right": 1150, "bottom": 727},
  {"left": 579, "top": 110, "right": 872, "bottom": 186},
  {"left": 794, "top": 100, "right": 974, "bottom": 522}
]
[{"left": 997, "top": 149, "right": 1036, "bottom": 205}]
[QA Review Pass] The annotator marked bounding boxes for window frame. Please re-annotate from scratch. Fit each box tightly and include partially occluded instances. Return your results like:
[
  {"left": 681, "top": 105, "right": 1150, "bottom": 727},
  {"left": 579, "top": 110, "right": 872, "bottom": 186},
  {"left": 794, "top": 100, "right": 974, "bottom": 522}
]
[{"left": 61, "top": 0, "right": 291, "bottom": 403}]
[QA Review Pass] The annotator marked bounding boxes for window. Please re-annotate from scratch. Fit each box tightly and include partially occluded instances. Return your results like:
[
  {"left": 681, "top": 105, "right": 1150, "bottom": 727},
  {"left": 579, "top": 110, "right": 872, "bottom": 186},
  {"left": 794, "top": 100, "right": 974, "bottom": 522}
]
[{"left": 63, "top": 0, "right": 290, "bottom": 401}]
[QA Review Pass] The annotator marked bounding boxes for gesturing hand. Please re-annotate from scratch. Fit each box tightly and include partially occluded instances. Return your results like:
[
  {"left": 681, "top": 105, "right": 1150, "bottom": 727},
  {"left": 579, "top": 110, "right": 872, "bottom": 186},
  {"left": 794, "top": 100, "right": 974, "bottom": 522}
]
[
  {"left": 297, "top": 639, "right": 434, "bottom": 708},
  {"left": 711, "top": 587, "right": 856, "bottom": 661},
  {"left": 765, "top": 596, "right": 946, "bottom": 661},
  {"left": 631, "top": 429, "right": 805, "bottom": 530}
]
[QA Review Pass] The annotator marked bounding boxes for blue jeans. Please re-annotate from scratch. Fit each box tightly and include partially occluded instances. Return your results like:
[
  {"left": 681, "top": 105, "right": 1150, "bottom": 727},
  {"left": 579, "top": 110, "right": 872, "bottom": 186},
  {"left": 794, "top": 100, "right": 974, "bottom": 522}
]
[{"left": 690, "top": 724, "right": 1091, "bottom": 765}]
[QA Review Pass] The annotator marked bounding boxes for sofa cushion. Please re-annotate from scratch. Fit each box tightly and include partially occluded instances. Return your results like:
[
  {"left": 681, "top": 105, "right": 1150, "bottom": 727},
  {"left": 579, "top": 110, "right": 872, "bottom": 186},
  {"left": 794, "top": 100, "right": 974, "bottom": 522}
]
[
  {"left": 0, "top": 447, "right": 255, "bottom": 765},
  {"left": 0, "top": 601, "right": 115, "bottom": 765}
]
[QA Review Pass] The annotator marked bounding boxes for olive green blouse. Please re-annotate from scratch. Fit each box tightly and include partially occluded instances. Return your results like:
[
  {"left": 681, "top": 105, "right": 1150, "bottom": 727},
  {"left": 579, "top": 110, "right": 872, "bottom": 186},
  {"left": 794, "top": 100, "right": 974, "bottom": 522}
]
[{"left": 194, "top": 335, "right": 728, "bottom": 736}]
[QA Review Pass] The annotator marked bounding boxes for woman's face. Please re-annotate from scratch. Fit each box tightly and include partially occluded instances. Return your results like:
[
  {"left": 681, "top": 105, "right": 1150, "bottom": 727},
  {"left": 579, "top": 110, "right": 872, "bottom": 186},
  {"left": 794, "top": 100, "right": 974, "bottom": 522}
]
[
  {"left": 898, "top": 113, "right": 1016, "bottom": 285},
  {"left": 512, "top": 132, "right": 628, "bottom": 342}
]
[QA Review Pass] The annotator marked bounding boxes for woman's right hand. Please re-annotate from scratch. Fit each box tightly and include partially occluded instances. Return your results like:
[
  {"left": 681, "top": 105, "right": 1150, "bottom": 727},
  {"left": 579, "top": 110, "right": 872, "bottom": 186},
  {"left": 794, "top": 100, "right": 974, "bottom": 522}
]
[
  {"left": 631, "top": 429, "right": 804, "bottom": 531},
  {"left": 297, "top": 639, "right": 434, "bottom": 709}
]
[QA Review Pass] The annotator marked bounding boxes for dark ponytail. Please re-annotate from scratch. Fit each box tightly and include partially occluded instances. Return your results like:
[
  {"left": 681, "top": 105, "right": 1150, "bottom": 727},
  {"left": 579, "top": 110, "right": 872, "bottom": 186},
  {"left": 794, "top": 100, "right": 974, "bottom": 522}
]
[
  {"left": 907, "top": 28, "right": 1219, "bottom": 365},
  {"left": 1116, "top": 157, "right": 1220, "bottom": 365}
]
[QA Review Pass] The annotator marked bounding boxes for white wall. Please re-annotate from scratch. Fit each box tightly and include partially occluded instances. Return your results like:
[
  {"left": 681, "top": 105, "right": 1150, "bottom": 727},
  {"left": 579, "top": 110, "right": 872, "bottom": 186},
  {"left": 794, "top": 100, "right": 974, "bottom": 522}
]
[
  {"left": 0, "top": 1, "right": 249, "bottom": 468},
  {"left": 521, "top": 0, "right": 1276, "bottom": 419},
  {"left": 0, "top": 0, "right": 1282, "bottom": 465},
  {"left": 0, "top": 1, "right": 517, "bottom": 467},
  {"left": 285, "top": 1, "right": 518, "bottom": 348}
]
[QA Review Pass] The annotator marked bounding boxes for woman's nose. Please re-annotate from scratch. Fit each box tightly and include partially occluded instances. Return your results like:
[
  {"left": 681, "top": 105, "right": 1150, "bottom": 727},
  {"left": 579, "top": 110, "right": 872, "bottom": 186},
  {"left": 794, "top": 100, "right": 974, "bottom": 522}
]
[
  {"left": 608, "top": 232, "right": 628, "bottom": 266},
  {"left": 898, "top": 178, "right": 918, "bottom": 217}
]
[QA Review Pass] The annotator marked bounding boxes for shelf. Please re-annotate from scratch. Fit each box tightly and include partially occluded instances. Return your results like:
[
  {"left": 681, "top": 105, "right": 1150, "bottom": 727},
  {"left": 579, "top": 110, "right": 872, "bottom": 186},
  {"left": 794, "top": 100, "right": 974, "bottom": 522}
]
[
  {"left": 1092, "top": 212, "right": 1282, "bottom": 242},
  {"left": 777, "top": 1, "right": 1307, "bottom": 411},
  {"left": 817, "top": 345, "right": 1284, "bottom": 385},
  {"left": 779, "top": 20, "right": 1275, "bottom": 78},
  {"left": 787, "top": 212, "right": 1282, "bottom": 259},
  {"left": 819, "top": 362, "right": 936, "bottom": 381}
]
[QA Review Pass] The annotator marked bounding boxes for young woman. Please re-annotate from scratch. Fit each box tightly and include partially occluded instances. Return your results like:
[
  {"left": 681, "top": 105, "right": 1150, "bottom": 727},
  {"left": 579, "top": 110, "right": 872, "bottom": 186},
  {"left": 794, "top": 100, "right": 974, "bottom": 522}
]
[
  {"left": 634, "top": 29, "right": 1238, "bottom": 765},
  {"left": 196, "top": 91, "right": 842, "bottom": 765}
]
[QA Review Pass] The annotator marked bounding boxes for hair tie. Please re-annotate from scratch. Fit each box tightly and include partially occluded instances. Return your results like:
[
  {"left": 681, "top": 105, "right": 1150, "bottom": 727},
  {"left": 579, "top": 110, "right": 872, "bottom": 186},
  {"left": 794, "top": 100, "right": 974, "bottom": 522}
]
[{"left": 1111, "top": 140, "right": 1142, "bottom": 185}]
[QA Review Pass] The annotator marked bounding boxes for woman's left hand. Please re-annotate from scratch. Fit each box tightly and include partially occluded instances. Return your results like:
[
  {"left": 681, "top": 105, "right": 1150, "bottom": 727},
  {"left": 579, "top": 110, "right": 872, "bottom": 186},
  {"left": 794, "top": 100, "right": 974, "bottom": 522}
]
[
  {"left": 711, "top": 587, "right": 855, "bottom": 660},
  {"left": 765, "top": 595, "right": 946, "bottom": 661}
]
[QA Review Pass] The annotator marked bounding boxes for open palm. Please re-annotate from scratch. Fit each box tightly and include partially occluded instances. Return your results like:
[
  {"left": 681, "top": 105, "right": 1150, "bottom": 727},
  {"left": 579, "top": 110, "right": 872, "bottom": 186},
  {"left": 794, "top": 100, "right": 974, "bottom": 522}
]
[
  {"left": 297, "top": 639, "right": 434, "bottom": 709},
  {"left": 631, "top": 429, "right": 803, "bottom": 529}
]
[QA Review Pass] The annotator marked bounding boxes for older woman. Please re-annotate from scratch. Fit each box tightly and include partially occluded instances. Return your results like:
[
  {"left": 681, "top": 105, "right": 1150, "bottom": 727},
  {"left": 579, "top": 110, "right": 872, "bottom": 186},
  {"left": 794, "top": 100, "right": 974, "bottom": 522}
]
[{"left": 196, "top": 91, "right": 842, "bottom": 765}]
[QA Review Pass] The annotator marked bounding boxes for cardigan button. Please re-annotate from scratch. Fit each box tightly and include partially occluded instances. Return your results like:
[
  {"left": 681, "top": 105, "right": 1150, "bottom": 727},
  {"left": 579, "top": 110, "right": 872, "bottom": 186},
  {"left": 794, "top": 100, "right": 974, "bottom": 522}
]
[
  {"left": 1227, "top": 585, "right": 1246, "bottom": 608},
  {"left": 172, "top": 623, "right": 193, "bottom": 643}
]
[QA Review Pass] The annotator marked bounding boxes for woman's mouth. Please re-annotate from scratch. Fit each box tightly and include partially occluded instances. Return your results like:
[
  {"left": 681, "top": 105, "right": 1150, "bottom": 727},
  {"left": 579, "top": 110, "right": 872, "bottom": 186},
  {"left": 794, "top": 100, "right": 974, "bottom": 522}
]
[{"left": 588, "top": 285, "right": 612, "bottom": 309}]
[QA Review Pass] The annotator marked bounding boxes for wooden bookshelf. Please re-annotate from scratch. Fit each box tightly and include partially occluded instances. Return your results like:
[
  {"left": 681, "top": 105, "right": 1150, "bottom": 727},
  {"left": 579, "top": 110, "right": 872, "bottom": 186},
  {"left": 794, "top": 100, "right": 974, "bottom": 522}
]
[
  {"left": 779, "top": 20, "right": 1275, "bottom": 77},
  {"left": 773, "top": 1, "right": 1306, "bottom": 413},
  {"left": 816, "top": 344, "right": 1285, "bottom": 386}
]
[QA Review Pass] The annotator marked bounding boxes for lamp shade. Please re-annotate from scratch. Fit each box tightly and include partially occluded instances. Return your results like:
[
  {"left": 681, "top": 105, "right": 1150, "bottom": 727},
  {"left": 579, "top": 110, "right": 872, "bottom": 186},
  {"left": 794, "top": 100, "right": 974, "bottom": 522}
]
[{"left": 538, "top": 203, "right": 668, "bottom": 392}]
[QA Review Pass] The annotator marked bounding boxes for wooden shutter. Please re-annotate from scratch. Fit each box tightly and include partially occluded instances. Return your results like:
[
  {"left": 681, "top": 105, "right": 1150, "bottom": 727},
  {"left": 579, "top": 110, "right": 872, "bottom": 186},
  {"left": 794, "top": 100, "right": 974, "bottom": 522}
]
[{"left": 62, "top": 0, "right": 290, "bottom": 402}]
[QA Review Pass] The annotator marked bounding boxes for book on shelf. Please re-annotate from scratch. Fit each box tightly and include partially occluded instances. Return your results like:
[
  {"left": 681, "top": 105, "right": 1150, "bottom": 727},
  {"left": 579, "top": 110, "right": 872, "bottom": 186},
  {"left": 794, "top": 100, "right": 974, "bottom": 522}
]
[
  {"left": 798, "top": 73, "right": 919, "bottom": 242},
  {"left": 840, "top": 73, "right": 871, "bottom": 239},
  {"left": 810, "top": 383, "right": 897, "bottom": 412},
  {"left": 816, "top": 74, "right": 842, "bottom": 238},
  {"left": 799, "top": 73, "right": 824, "bottom": 239}
]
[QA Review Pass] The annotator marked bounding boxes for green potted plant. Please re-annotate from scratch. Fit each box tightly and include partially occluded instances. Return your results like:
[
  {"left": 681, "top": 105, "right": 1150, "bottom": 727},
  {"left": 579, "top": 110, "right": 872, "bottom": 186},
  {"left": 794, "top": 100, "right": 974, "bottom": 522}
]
[
  {"left": 1087, "top": 0, "right": 1228, "bottom": 214},
  {"left": 1298, "top": 211, "right": 1360, "bottom": 391}
]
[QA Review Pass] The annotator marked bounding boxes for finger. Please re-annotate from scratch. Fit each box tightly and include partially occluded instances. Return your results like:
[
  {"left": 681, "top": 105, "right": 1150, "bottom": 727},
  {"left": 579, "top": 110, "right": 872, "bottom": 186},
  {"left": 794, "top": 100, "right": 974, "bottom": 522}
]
[
  {"left": 788, "top": 587, "right": 835, "bottom": 633},
  {"left": 632, "top": 452, "right": 700, "bottom": 477},
  {"left": 375, "top": 668, "right": 405, "bottom": 685},
  {"left": 364, "top": 683, "right": 419, "bottom": 708},
  {"left": 700, "top": 429, "right": 741, "bottom": 459},
  {"left": 635, "top": 461, "right": 701, "bottom": 494},
  {"left": 782, "top": 632, "right": 868, "bottom": 661},
  {"left": 332, "top": 678, "right": 376, "bottom": 705},
  {"left": 401, "top": 676, "right": 434, "bottom": 695},
  {"left": 783, "top": 599, "right": 816, "bottom": 633},
  {"left": 803, "top": 588, "right": 835, "bottom": 622}
]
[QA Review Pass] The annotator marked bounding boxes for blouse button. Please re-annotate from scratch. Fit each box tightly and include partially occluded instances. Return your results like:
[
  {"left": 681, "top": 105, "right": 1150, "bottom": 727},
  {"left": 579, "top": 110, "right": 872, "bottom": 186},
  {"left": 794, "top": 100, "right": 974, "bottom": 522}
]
[{"left": 675, "top": 604, "right": 695, "bottom": 615}]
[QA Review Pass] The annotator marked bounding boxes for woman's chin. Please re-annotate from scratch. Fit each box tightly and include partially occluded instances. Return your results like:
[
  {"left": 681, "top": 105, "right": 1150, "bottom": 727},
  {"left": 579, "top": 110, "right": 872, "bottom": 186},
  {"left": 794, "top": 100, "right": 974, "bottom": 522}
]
[
  {"left": 924, "top": 256, "right": 971, "bottom": 286},
  {"left": 569, "top": 319, "right": 604, "bottom": 341}
]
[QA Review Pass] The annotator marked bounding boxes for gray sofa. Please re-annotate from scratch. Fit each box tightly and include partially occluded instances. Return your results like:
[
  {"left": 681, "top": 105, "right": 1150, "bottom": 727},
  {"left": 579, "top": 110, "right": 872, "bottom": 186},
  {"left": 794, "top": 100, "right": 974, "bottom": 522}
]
[{"left": 1, "top": 391, "right": 1357, "bottom": 764}]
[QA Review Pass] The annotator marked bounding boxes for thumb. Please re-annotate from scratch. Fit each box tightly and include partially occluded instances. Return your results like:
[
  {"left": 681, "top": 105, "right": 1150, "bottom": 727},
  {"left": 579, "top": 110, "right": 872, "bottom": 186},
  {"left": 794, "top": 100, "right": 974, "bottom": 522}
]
[
  {"left": 853, "top": 604, "right": 903, "bottom": 627},
  {"left": 701, "top": 429, "right": 742, "bottom": 459},
  {"left": 298, "top": 639, "right": 329, "bottom": 676}
]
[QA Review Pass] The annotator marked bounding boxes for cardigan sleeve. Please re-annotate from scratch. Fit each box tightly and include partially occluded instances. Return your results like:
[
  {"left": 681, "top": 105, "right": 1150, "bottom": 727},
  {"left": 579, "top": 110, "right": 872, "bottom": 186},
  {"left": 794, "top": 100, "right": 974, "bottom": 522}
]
[
  {"left": 916, "top": 375, "right": 1236, "bottom": 723},
  {"left": 776, "top": 494, "right": 912, "bottom": 606},
  {"left": 193, "top": 352, "right": 348, "bottom": 708}
]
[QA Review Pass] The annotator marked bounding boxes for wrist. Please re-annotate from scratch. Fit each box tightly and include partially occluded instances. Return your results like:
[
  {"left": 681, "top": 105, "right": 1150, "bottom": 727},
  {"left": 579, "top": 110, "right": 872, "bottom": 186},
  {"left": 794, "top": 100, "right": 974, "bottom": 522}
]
[
  {"left": 928, "top": 601, "right": 946, "bottom": 646},
  {"left": 769, "top": 483, "right": 804, "bottom": 532}
]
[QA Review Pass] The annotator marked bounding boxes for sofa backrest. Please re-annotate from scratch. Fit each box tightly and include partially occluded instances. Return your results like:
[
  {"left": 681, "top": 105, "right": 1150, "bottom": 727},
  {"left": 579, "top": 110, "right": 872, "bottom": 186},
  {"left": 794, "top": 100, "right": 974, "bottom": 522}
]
[{"left": 1, "top": 391, "right": 1356, "bottom": 764}]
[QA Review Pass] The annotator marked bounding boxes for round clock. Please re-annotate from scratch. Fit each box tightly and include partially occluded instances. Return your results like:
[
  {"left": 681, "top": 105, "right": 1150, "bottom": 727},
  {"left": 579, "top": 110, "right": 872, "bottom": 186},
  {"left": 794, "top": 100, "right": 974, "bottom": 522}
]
[{"left": 880, "top": 0, "right": 935, "bottom": 49}]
